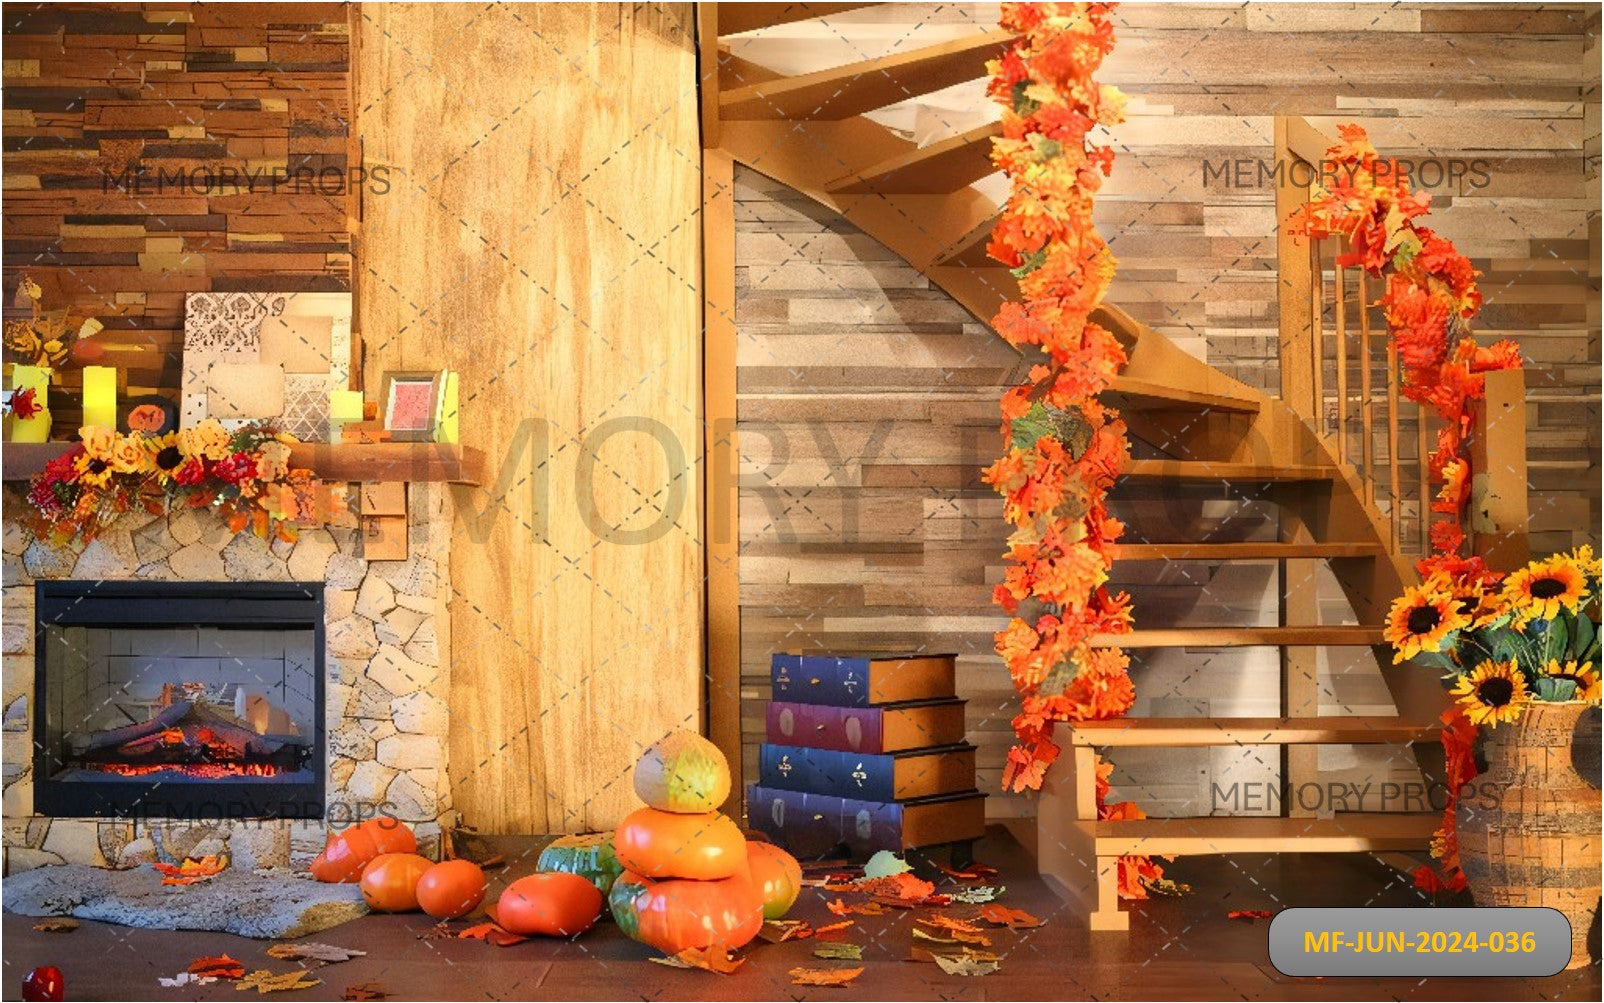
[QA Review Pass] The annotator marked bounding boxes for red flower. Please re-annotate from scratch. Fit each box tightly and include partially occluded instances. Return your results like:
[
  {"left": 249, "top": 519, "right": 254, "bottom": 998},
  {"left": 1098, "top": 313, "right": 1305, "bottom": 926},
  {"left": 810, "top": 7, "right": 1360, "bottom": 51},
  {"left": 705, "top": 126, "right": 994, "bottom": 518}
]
[
  {"left": 213, "top": 451, "right": 257, "bottom": 485},
  {"left": 173, "top": 457, "right": 207, "bottom": 486},
  {"left": 7, "top": 386, "right": 41, "bottom": 420}
]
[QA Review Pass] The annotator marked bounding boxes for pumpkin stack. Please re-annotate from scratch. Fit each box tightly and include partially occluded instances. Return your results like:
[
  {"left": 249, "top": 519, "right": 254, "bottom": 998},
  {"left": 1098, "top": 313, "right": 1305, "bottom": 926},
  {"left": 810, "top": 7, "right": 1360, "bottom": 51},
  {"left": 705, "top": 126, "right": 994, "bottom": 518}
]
[{"left": 608, "top": 732, "right": 798, "bottom": 954}]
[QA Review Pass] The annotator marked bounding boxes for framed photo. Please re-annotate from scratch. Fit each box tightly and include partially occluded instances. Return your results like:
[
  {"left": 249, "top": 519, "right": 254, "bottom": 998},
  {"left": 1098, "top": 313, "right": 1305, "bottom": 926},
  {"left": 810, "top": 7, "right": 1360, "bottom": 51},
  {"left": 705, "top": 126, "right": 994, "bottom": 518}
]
[
  {"left": 120, "top": 394, "right": 179, "bottom": 435},
  {"left": 380, "top": 371, "right": 442, "bottom": 442}
]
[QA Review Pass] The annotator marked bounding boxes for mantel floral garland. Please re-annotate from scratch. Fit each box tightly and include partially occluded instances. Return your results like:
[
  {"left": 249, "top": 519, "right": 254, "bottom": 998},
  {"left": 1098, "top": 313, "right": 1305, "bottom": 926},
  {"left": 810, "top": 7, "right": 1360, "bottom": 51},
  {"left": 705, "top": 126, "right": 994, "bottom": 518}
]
[
  {"left": 1286, "top": 125, "right": 1525, "bottom": 893},
  {"left": 983, "top": 4, "right": 1164, "bottom": 896},
  {"left": 26, "top": 419, "right": 340, "bottom": 549}
]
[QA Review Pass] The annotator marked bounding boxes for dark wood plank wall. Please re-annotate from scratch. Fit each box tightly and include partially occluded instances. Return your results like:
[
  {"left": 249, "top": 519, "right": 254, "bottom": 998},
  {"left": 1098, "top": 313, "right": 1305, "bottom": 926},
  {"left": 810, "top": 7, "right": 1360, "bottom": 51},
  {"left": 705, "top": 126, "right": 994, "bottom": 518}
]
[
  {"left": 733, "top": 3, "right": 1601, "bottom": 821},
  {"left": 2, "top": 2, "right": 352, "bottom": 435}
]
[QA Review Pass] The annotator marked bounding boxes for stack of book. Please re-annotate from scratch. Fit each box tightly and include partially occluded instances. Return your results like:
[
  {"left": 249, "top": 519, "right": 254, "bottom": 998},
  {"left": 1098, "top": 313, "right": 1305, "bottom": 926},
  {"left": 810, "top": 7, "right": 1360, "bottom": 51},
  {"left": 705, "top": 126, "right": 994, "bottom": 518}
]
[{"left": 748, "top": 651, "right": 985, "bottom": 862}]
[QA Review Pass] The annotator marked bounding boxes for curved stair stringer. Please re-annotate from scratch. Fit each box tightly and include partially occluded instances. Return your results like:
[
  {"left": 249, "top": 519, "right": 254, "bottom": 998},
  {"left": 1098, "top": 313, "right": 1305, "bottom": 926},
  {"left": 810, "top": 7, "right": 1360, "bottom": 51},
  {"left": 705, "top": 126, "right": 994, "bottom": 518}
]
[{"left": 717, "top": 119, "right": 1449, "bottom": 744}]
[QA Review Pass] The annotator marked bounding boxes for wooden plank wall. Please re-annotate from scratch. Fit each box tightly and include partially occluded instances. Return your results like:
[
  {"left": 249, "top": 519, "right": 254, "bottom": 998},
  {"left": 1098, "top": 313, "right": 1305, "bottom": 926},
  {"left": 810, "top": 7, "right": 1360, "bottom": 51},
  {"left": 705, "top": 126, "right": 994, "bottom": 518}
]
[
  {"left": 2, "top": 2, "right": 351, "bottom": 435},
  {"left": 355, "top": 3, "right": 704, "bottom": 833},
  {"left": 733, "top": 3, "right": 1600, "bottom": 820}
]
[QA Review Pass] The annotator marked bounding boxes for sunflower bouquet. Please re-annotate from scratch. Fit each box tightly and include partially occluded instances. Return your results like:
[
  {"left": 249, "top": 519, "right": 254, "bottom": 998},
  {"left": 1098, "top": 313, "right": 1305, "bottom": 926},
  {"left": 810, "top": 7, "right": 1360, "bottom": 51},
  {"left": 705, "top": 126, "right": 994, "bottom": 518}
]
[
  {"left": 26, "top": 418, "right": 341, "bottom": 548},
  {"left": 1385, "top": 547, "right": 1602, "bottom": 727}
]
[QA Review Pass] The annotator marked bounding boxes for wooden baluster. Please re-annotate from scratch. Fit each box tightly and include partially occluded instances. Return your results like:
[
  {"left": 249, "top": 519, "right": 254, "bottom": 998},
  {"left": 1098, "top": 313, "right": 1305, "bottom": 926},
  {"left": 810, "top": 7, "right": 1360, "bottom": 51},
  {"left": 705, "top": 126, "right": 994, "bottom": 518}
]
[
  {"left": 1358, "top": 271, "right": 1374, "bottom": 503},
  {"left": 1386, "top": 332, "right": 1402, "bottom": 549},
  {"left": 1311, "top": 240, "right": 1325, "bottom": 439},
  {"left": 1334, "top": 263, "right": 1347, "bottom": 463},
  {"left": 1417, "top": 401, "right": 1430, "bottom": 555}
]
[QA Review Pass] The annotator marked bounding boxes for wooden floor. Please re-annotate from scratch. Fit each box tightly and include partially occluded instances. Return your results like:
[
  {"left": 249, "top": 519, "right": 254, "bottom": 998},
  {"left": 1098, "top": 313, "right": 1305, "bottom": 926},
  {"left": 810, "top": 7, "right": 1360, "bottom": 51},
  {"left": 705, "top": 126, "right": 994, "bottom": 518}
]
[{"left": 2, "top": 831, "right": 1597, "bottom": 1001}]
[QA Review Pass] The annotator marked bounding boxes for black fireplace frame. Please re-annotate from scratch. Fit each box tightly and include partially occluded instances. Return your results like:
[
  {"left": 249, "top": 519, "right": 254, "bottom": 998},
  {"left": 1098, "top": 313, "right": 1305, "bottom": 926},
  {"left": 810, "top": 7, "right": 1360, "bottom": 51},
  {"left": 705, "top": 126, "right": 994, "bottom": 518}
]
[{"left": 33, "top": 580, "right": 326, "bottom": 819}]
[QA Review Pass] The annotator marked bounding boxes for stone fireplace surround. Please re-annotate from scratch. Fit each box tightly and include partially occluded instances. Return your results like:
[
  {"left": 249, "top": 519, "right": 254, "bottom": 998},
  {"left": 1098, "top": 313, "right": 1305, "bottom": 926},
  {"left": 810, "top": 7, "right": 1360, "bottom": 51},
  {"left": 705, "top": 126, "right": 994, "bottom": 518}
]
[{"left": 2, "top": 482, "right": 456, "bottom": 874}]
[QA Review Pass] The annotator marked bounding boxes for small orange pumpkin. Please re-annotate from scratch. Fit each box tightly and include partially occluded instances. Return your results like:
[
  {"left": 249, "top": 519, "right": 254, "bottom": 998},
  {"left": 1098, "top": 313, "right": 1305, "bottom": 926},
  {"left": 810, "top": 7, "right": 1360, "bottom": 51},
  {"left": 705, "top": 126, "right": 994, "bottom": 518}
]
[
  {"left": 310, "top": 818, "right": 417, "bottom": 883},
  {"left": 416, "top": 859, "right": 488, "bottom": 919},
  {"left": 745, "top": 841, "right": 802, "bottom": 919},
  {"left": 612, "top": 807, "right": 746, "bottom": 881},
  {"left": 497, "top": 872, "right": 604, "bottom": 937},
  {"left": 359, "top": 852, "right": 433, "bottom": 912}
]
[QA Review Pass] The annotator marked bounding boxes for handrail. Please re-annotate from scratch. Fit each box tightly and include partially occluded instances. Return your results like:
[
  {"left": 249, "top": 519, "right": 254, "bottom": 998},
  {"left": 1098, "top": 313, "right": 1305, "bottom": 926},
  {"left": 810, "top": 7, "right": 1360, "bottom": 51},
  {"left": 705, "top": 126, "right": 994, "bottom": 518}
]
[{"left": 1273, "top": 117, "right": 1530, "bottom": 567}]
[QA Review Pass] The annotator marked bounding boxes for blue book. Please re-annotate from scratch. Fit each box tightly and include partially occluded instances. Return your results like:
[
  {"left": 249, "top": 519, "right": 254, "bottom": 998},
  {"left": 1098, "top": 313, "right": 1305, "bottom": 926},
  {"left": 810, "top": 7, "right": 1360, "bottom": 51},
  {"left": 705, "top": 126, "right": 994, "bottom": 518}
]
[
  {"left": 758, "top": 742, "right": 976, "bottom": 801},
  {"left": 748, "top": 784, "right": 986, "bottom": 859},
  {"left": 769, "top": 652, "right": 956, "bottom": 707}
]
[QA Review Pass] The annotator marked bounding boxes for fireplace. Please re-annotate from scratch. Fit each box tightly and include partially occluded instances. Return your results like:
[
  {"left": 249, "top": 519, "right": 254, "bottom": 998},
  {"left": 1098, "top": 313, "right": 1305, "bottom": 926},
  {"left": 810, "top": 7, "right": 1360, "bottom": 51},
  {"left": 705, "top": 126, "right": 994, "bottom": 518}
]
[{"left": 33, "top": 581, "right": 325, "bottom": 819}]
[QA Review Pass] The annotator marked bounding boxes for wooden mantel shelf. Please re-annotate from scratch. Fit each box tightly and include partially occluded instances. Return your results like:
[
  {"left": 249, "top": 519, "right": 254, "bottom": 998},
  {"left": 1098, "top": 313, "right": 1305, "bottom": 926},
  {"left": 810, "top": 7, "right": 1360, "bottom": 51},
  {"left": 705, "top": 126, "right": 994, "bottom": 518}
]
[{"left": 1, "top": 441, "right": 484, "bottom": 486}]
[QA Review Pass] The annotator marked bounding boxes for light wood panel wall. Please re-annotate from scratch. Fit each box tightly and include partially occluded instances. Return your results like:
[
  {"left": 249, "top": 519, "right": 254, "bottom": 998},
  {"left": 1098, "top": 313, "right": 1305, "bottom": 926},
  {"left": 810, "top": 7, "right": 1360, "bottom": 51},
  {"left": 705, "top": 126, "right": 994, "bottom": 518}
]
[{"left": 355, "top": 3, "right": 703, "bottom": 833}]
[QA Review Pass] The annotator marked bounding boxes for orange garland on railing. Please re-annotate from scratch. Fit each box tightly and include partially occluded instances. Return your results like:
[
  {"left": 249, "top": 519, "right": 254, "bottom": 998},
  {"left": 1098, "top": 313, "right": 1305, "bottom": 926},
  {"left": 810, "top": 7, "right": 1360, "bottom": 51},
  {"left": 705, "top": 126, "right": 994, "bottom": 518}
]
[
  {"left": 983, "top": 3, "right": 1164, "bottom": 896},
  {"left": 1287, "top": 124, "right": 1524, "bottom": 893}
]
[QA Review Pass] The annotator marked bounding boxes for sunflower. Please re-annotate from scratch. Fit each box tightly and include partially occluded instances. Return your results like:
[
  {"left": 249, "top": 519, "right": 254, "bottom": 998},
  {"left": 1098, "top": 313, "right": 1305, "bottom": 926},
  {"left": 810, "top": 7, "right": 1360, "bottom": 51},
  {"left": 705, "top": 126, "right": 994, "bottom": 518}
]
[
  {"left": 148, "top": 433, "right": 187, "bottom": 483},
  {"left": 1384, "top": 573, "right": 1469, "bottom": 663},
  {"left": 71, "top": 450, "right": 115, "bottom": 489},
  {"left": 1500, "top": 556, "right": 1588, "bottom": 624},
  {"left": 1450, "top": 660, "right": 1529, "bottom": 728},
  {"left": 1544, "top": 660, "right": 1601, "bottom": 705}
]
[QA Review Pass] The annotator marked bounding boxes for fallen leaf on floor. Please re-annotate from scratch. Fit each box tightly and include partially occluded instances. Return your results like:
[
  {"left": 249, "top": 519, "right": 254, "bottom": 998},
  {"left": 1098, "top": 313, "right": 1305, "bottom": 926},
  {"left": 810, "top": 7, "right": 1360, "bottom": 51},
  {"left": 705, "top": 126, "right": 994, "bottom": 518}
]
[
  {"left": 919, "top": 913, "right": 986, "bottom": 935},
  {"left": 825, "top": 897, "right": 851, "bottom": 916},
  {"left": 869, "top": 894, "right": 917, "bottom": 909},
  {"left": 847, "top": 900, "right": 889, "bottom": 916},
  {"left": 936, "top": 861, "right": 1000, "bottom": 881},
  {"left": 266, "top": 943, "right": 367, "bottom": 964},
  {"left": 909, "top": 946, "right": 1001, "bottom": 965},
  {"left": 757, "top": 919, "right": 813, "bottom": 943},
  {"left": 932, "top": 954, "right": 1000, "bottom": 976},
  {"left": 855, "top": 872, "right": 935, "bottom": 903},
  {"left": 913, "top": 925, "right": 990, "bottom": 947},
  {"left": 979, "top": 904, "right": 1045, "bottom": 929},
  {"left": 458, "top": 922, "right": 529, "bottom": 947},
  {"left": 418, "top": 924, "right": 458, "bottom": 940},
  {"left": 235, "top": 969, "right": 322, "bottom": 993},
  {"left": 862, "top": 850, "right": 911, "bottom": 879},
  {"left": 1144, "top": 877, "right": 1191, "bottom": 897},
  {"left": 649, "top": 947, "right": 745, "bottom": 974},
  {"left": 342, "top": 983, "right": 391, "bottom": 1001},
  {"left": 945, "top": 884, "right": 1004, "bottom": 904},
  {"left": 812, "top": 942, "right": 863, "bottom": 961},
  {"left": 1227, "top": 910, "right": 1274, "bottom": 922},
  {"left": 812, "top": 920, "right": 854, "bottom": 941},
  {"left": 473, "top": 854, "right": 506, "bottom": 869},
  {"left": 189, "top": 954, "right": 246, "bottom": 980},
  {"left": 156, "top": 855, "right": 227, "bottom": 886},
  {"left": 788, "top": 966, "right": 863, "bottom": 987},
  {"left": 158, "top": 972, "right": 216, "bottom": 988},
  {"left": 32, "top": 917, "right": 78, "bottom": 933}
]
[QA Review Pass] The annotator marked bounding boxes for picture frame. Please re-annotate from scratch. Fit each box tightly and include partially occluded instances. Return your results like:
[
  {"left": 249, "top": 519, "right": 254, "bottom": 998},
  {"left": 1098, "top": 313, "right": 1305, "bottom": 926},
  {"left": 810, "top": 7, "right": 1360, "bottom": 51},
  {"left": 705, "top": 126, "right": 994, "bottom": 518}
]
[{"left": 380, "top": 371, "right": 442, "bottom": 442}]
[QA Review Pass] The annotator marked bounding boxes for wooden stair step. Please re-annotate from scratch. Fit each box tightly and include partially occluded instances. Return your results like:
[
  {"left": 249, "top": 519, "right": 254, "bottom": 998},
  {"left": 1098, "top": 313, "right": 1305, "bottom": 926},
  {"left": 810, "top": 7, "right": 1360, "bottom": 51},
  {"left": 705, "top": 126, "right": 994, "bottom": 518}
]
[
  {"left": 716, "top": 3, "right": 884, "bottom": 36},
  {"left": 1105, "top": 376, "right": 1260, "bottom": 415},
  {"left": 1079, "top": 813, "right": 1438, "bottom": 856},
  {"left": 825, "top": 122, "right": 1001, "bottom": 194},
  {"left": 1110, "top": 542, "right": 1384, "bottom": 560},
  {"left": 932, "top": 208, "right": 999, "bottom": 267},
  {"left": 721, "top": 29, "right": 1014, "bottom": 120},
  {"left": 1090, "top": 626, "right": 1385, "bottom": 648},
  {"left": 1066, "top": 716, "right": 1437, "bottom": 748},
  {"left": 1121, "top": 460, "right": 1341, "bottom": 482}
]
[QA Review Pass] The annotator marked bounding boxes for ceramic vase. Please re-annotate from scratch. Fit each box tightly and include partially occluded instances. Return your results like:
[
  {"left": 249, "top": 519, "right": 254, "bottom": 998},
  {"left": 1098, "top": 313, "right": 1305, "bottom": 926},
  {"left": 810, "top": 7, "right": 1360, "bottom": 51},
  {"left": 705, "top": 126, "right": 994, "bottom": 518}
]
[{"left": 1457, "top": 700, "right": 1601, "bottom": 970}]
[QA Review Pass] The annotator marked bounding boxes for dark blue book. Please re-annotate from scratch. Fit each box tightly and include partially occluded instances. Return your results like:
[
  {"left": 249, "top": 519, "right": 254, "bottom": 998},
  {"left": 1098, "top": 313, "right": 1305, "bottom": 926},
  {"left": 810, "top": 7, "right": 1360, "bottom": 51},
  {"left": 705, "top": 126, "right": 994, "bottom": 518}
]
[
  {"left": 758, "top": 742, "right": 976, "bottom": 801},
  {"left": 769, "top": 652, "right": 956, "bottom": 707},
  {"left": 748, "top": 784, "right": 986, "bottom": 859}
]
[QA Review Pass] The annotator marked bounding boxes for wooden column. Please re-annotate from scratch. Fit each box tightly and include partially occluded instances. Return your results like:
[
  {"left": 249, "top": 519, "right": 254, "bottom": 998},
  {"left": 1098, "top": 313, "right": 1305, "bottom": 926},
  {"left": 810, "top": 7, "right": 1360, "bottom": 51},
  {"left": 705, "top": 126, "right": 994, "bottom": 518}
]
[
  {"left": 1468, "top": 369, "right": 1531, "bottom": 571},
  {"left": 356, "top": 3, "right": 703, "bottom": 833}
]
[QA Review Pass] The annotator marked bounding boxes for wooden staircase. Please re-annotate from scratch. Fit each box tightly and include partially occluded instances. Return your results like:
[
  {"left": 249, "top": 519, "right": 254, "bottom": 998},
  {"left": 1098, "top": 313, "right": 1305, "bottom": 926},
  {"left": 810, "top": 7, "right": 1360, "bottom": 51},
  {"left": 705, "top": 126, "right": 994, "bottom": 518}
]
[{"left": 697, "top": 4, "right": 1530, "bottom": 930}]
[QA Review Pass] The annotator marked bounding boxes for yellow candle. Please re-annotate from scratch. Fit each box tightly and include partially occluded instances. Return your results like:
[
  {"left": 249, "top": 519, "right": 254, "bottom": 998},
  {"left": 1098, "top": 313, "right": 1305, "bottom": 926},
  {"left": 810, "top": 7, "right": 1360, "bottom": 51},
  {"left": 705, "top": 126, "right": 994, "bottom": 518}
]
[
  {"left": 8, "top": 365, "right": 52, "bottom": 443},
  {"left": 82, "top": 366, "right": 117, "bottom": 429},
  {"left": 435, "top": 371, "right": 458, "bottom": 444}
]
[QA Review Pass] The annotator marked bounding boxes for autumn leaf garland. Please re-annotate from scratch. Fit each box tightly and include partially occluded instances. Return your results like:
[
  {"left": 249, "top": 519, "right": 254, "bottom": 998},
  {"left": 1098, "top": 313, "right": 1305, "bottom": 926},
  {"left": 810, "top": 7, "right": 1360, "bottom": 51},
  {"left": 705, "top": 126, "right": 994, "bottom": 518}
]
[{"left": 983, "top": 2, "right": 1134, "bottom": 793}]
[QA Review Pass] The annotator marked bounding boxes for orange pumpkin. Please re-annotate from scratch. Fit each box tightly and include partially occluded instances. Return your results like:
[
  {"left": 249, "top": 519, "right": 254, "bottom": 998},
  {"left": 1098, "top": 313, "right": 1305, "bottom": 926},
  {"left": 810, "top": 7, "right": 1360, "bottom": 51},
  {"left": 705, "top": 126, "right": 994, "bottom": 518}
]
[
  {"left": 497, "top": 872, "right": 604, "bottom": 937},
  {"left": 415, "top": 859, "right": 488, "bottom": 919},
  {"left": 745, "top": 841, "right": 802, "bottom": 920},
  {"left": 359, "top": 852, "right": 433, "bottom": 912},
  {"left": 608, "top": 868, "right": 763, "bottom": 954},
  {"left": 310, "top": 818, "right": 417, "bottom": 883},
  {"left": 612, "top": 807, "right": 745, "bottom": 881}
]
